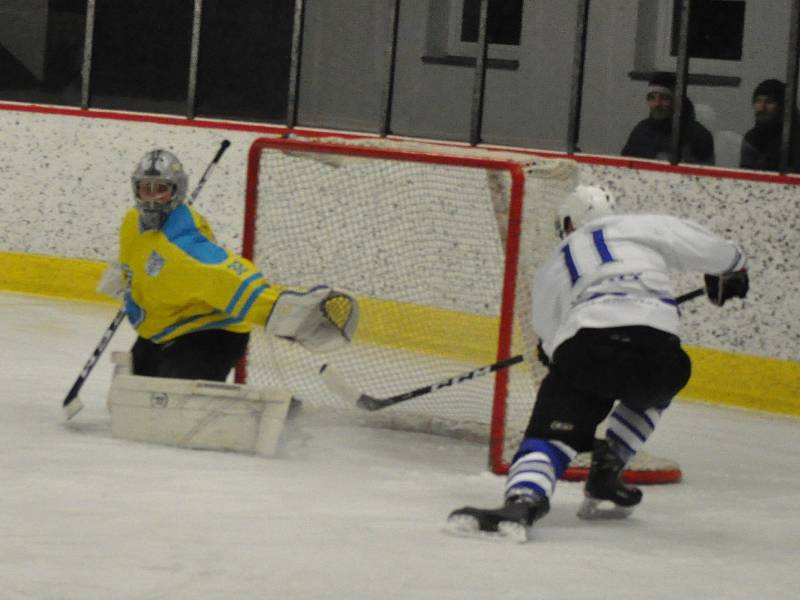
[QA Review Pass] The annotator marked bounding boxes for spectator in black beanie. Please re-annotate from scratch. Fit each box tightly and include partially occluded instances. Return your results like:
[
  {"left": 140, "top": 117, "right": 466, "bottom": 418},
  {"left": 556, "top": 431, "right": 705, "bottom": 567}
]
[
  {"left": 621, "top": 72, "right": 715, "bottom": 165},
  {"left": 739, "top": 78, "right": 800, "bottom": 172}
]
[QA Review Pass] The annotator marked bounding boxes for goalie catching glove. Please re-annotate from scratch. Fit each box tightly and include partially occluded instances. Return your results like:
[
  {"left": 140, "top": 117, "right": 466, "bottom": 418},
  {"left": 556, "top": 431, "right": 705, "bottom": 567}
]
[
  {"left": 704, "top": 269, "right": 749, "bottom": 307},
  {"left": 265, "top": 285, "right": 359, "bottom": 353}
]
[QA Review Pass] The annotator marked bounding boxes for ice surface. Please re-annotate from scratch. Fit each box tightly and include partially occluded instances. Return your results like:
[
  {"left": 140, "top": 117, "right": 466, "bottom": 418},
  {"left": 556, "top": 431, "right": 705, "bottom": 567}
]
[{"left": 1, "top": 292, "right": 798, "bottom": 600}]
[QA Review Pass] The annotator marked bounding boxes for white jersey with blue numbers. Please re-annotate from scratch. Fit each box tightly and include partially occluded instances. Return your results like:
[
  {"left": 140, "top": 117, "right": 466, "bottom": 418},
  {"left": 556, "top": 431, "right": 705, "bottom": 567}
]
[{"left": 533, "top": 213, "right": 746, "bottom": 358}]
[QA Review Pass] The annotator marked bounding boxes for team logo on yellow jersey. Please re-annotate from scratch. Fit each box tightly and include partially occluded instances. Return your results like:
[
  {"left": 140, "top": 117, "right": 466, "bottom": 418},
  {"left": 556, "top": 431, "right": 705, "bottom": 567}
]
[{"left": 145, "top": 250, "right": 165, "bottom": 277}]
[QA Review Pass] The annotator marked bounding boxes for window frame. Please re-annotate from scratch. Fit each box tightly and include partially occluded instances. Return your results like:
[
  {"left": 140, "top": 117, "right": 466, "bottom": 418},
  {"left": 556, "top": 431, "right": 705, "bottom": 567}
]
[
  {"left": 653, "top": 0, "right": 744, "bottom": 77},
  {"left": 444, "top": 0, "right": 521, "bottom": 61}
]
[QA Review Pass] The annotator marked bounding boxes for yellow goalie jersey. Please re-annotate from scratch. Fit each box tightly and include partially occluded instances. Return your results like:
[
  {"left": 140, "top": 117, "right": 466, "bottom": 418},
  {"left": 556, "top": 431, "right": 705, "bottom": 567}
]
[{"left": 119, "top": 204, "right": 280, "bottom": 343}]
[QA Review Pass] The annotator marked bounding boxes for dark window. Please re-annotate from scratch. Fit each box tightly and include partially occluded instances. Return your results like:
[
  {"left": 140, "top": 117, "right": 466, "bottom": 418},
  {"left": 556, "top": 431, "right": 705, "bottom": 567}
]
[
  {"left": 671, "top": 0, "right": 745, "bottom": 61},
  {"left": 0, "top": 0, "right": 86, "bottom": 105},
  {"left": 90, "top": 0, "right": 193, "bottom": 115},
  {"left": 195, "top": 0, "right": 294, "bottom": 123},
  {"left": 460, "top": 0, "right": 523, "bottom": 46}
]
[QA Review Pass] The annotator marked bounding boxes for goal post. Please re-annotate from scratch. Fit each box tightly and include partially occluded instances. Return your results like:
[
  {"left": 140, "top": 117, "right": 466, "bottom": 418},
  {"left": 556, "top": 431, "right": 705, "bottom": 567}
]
[{"left": 237, "top": 135, "right": 681, "bottom": 483}]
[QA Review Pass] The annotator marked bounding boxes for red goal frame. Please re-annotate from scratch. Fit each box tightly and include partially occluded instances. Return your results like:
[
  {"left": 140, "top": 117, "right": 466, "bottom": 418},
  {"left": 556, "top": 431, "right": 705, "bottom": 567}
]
[{"left": 239, "top": 136, "right": 527, "bottom": 474}]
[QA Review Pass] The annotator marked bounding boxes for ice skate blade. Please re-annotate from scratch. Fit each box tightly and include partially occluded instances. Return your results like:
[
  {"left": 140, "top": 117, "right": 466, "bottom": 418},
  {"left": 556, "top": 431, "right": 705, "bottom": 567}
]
[
  {"left": 444, "top": 514, "right": 531, "bottom": 543},
  {"left": 577, "top": 497, "right": 636, "bottom": 520}
]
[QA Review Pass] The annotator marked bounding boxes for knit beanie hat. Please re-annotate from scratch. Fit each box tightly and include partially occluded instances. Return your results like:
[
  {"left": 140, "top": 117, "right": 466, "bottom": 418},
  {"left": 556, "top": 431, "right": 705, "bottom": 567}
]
[
  {"left": 647, "top": 72, "right": 676, "bottom": 98},
  {"left": 752, "top": 79, "right": 785, "bottom": 103}
]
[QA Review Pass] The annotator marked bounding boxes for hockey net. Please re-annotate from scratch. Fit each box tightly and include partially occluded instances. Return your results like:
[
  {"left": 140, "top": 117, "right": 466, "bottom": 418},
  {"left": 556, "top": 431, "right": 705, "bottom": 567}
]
[{"left": 238, "top": 135, "right": 681, "bottom": 483}]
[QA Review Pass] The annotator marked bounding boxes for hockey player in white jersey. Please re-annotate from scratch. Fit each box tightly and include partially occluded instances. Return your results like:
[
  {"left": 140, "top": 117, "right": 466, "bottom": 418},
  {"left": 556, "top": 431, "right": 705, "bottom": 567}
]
[{"left": 448, "top": 185, "right": 749, "bottom": 541}]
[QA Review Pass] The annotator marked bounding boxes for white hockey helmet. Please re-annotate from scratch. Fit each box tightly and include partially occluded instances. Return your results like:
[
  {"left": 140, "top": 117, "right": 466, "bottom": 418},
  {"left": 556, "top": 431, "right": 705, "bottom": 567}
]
[
  {"left": 555, "top": 185, "right": 617, "bottom": 238},
  {"left": 131, "top": 149, "right": 188, "bottom": 229}
]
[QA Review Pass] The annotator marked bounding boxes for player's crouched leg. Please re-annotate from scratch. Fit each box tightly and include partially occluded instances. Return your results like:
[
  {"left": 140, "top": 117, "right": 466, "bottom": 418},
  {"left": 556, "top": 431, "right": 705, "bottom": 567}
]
[
  {"left": 615, "top": 327, "right": 691, "bottom": 413},
  {"left": 554, "top": 326, "right": 691, "bottom": 413}
]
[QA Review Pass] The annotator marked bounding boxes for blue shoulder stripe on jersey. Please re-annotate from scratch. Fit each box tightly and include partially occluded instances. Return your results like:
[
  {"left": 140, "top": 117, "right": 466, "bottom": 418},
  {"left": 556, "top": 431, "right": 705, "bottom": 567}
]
[
  {"left": 225, "top": 273, "right": 266, "bottom": 314},
  {"left": 560, "top": 245, "right": 580, "bottom": 284},
  {"left": 162, "top": 205, "right": 228, "bottom": 265},
  {"left": 591, "top": 228, "right": 615, "bottom": 263}
]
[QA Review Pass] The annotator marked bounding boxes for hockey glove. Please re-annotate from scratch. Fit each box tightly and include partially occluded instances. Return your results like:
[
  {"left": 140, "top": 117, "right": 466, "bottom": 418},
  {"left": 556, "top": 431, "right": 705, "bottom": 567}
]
[
  {"left": 704, "top": 269, "right": 749, "bottom": 307},
  {"left": 265, "top": 285, "right": 359, "bottom": 353},
  {"left": 96, "top": 261, "right": 128, "bottom": 300}
]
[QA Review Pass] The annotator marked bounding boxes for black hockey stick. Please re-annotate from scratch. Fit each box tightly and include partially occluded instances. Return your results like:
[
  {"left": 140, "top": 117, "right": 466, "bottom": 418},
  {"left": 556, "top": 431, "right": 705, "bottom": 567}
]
[
  {"left": 319, "top": 287, "right": 707, "bottom": 412},
  {"left": 319, "top": 355, "right": 524, "bottom": 411},
  {"left": 62, "top": 139, "right": 231, "bottom": 420},
  {"left": 675, "top": 287, "right": 705, "bottom": 304}
]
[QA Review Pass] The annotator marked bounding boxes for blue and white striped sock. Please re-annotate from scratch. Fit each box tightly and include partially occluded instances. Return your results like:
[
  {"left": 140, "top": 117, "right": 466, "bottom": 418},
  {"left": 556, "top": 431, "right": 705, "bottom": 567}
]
[
  {"left": 504, "top": 438, "right": 577, "bottom": 501},
  {"left": 606, "top": 403, "right": 663, "bottom": 464}
]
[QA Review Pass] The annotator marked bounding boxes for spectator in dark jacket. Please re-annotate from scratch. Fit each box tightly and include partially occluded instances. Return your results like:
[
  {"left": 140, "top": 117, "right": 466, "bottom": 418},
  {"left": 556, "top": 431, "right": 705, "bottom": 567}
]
[
  {"left": 622, "top": 72, "right": 715, "bottom": 165},
  {"left": 740, "top": 78, "right": 800, "bottom": 173}
]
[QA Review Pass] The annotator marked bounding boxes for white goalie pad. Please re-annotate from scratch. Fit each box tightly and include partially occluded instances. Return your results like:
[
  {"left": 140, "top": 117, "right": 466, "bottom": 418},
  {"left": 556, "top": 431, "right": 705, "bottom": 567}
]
[
  {"left": 111, "top": 351, "right": 133, "bottom": 377},
  {"left": 107, "top": 352, "right": 134, "bottom": 413},
  {"left": 108, "top": 374, "right": 292, "bottom": 457}
]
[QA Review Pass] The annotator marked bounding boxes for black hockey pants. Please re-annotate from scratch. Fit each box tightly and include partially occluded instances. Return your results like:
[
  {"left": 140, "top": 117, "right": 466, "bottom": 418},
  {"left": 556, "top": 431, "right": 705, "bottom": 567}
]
[
  {"left": 132, "top": 329, "right": 250, "bottom": 382},
  {"left": 525, "top": 325, "right": 691, "bottom": 452}
]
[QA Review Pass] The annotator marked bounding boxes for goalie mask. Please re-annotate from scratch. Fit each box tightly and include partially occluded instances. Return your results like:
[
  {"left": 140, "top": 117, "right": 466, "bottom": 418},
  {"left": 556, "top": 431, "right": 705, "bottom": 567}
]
[
  {"left": 555, "top": 185, "right": 617, "bottom": 238},
  {"left": 131, "top": 149, "right": 188, "bottom": 230}
]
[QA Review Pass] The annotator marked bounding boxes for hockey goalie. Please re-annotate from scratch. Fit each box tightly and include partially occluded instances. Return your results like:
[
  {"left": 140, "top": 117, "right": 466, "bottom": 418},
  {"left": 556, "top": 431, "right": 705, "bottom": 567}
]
[{"left": 99, "top": 149, "right": 359, "bottom": 456}]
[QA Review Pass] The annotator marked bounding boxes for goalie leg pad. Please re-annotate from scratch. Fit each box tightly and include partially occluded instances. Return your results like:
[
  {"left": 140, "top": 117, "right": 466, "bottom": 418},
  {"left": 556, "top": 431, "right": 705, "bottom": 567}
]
[
  {"left": 108, "top": 374, "right": 292, "bottom": 456},
  {"left": 111, "top": 351, "right": 133, "bottom": 378}
]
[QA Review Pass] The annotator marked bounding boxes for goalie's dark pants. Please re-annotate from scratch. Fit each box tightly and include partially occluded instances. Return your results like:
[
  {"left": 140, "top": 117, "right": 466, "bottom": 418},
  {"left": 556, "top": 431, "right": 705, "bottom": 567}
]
[
  {"left": 525, "top": 325, "right": 691, "bottom": 453},
  {"left": 132, "top": 330, "right": 250, "bottom": 381}
]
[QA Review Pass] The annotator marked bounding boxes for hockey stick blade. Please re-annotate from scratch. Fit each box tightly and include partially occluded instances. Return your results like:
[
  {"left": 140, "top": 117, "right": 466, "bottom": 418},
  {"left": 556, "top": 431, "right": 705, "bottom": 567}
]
[
  {"left": 63, "top": 396, "right": 85, "bottom": 420},
  {"left": 320, "top": 355, "right": 524, "bottom": 411},
  {"left": 676, "top": 287, "right": 705, "bottom": 304}
]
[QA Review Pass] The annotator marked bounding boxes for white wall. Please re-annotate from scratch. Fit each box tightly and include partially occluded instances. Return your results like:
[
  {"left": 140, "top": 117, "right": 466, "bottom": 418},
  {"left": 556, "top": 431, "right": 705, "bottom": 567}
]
[
  {"left": 0, "top": 107, "right": 797, "bottom": 361},
  {"left": 0, "top": 110, "right": 255, "bottom": 259},
  {"left": 578, "top": 161, "right": 800, "bottom": 361},
  {"left": 296, "top": 0, "right": 797, "bottom": 162}
]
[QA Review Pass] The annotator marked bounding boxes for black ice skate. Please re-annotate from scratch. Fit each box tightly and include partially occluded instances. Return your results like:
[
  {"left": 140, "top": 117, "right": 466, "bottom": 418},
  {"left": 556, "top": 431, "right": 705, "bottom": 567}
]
[
  {"left": 446, "top": 494, "right": 550, "bottom": 543},
  {"left": 577, "top": 439, "right": 643, "bottom": 520}
]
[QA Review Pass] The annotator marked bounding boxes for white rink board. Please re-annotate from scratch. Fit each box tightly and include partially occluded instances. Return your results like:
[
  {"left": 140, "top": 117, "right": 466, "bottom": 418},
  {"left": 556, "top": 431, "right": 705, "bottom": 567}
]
[{"left": 0, "top": 107, "right": 797, "bottom": 361}]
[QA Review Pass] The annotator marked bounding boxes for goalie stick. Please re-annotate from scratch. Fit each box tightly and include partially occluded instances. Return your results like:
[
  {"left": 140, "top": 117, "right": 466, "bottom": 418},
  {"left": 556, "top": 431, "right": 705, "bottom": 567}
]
[
  {"left": 62, "top": 139, "right": 231, "bottom": 420},
  {"left": 319, "top": 287, "right": 706, "bottom": 412}
]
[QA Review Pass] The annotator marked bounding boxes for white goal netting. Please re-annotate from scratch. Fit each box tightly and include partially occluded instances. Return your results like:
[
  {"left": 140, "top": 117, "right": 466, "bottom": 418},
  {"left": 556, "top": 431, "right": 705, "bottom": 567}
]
[{"left": 238, "top": 135, "right": 576, "bottom": 473}]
